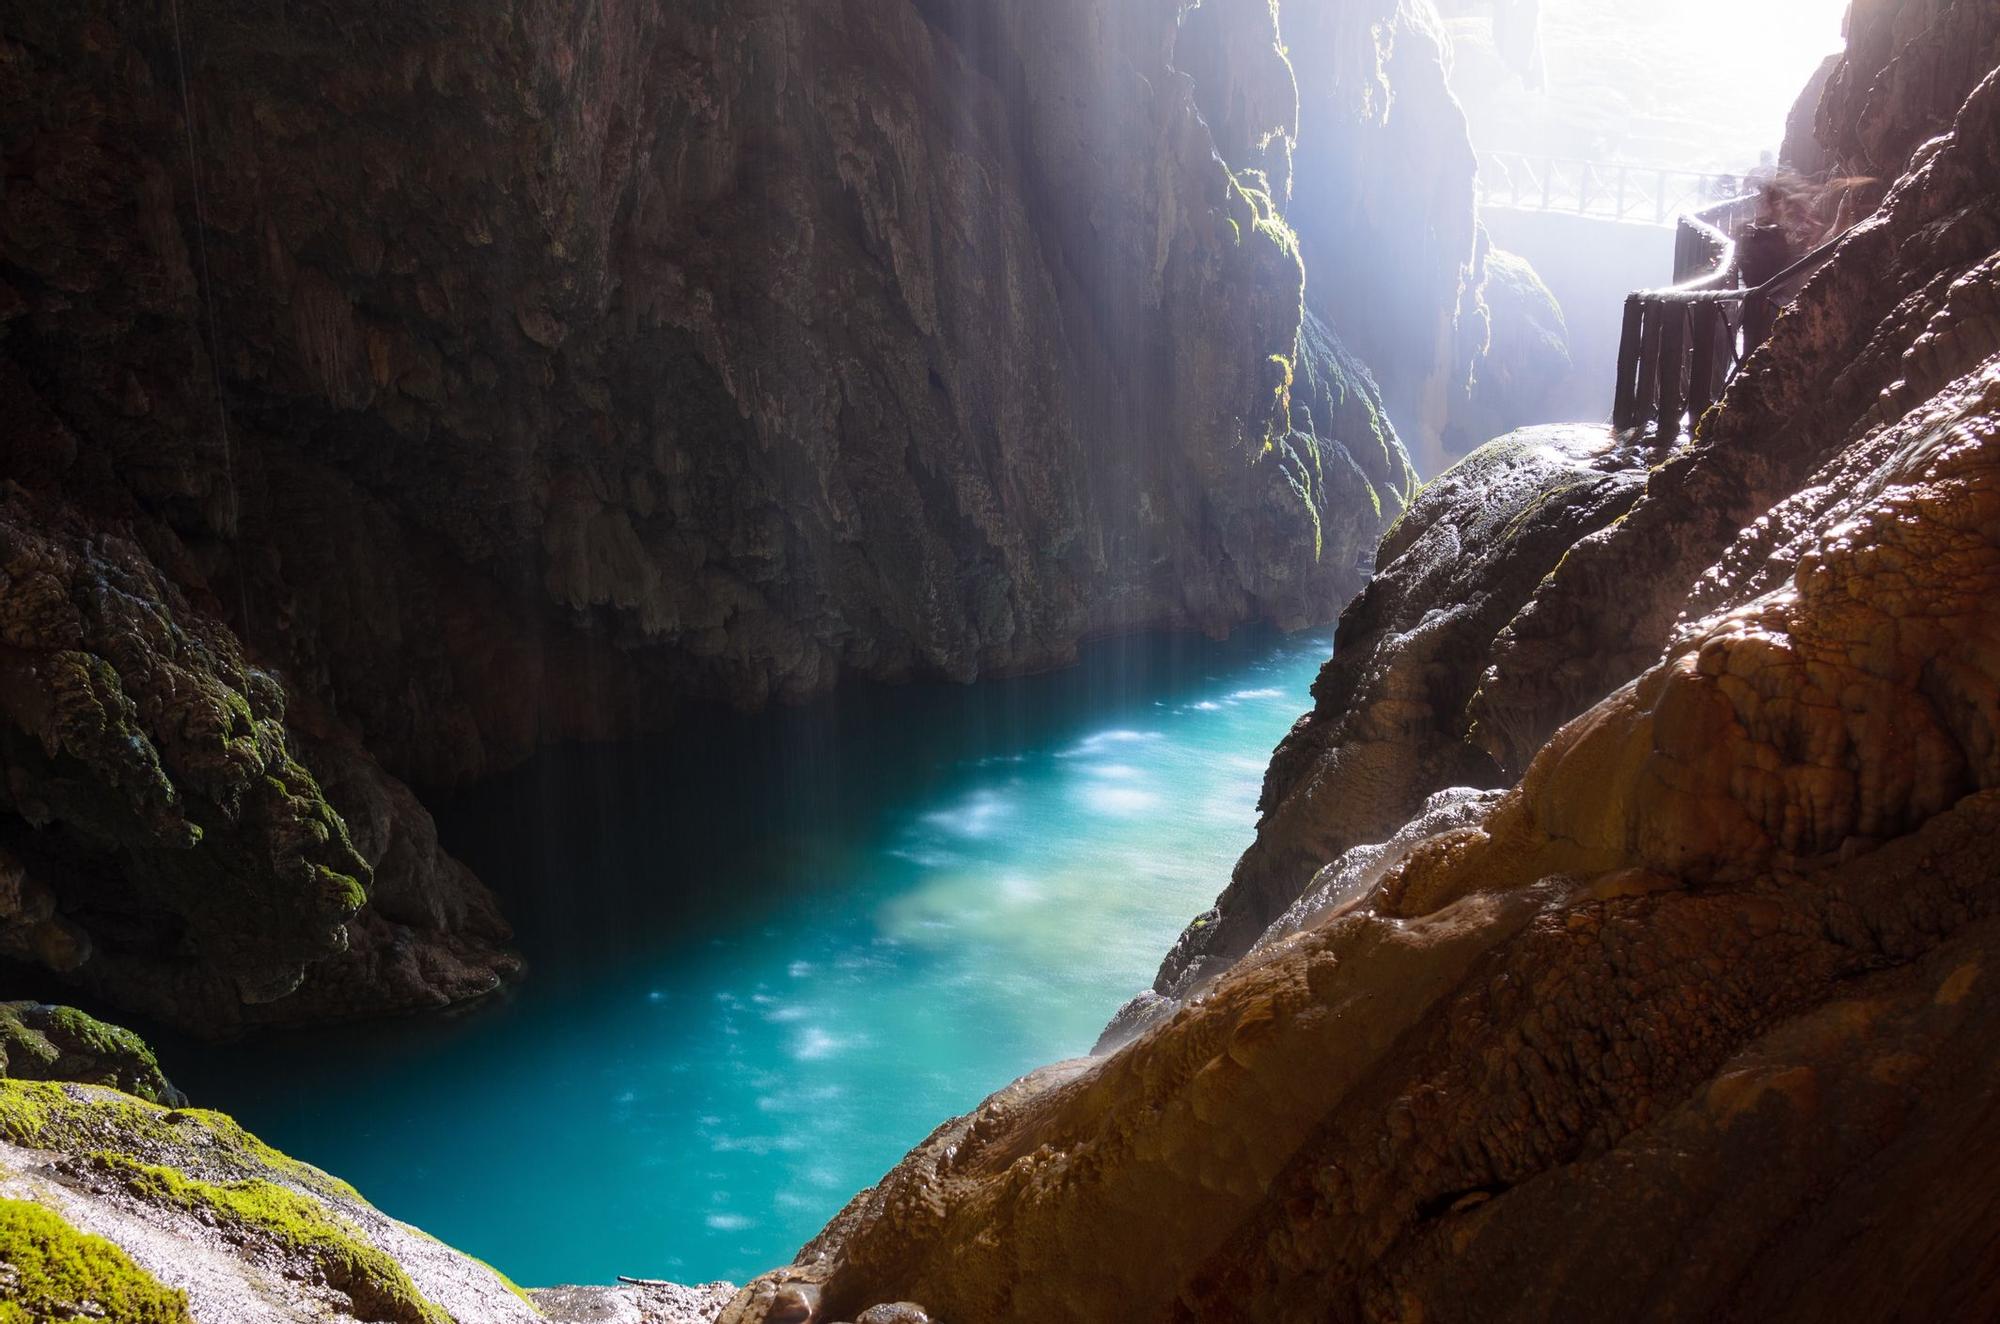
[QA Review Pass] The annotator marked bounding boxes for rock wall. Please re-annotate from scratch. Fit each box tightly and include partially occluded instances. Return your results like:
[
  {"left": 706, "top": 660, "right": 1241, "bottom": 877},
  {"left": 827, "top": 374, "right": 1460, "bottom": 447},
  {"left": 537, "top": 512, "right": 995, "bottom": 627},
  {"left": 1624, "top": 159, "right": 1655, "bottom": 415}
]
[
  {"left": 0, "top": 0, "right": 1460, "bottom": 1029},
  {"left": 3, "top": 0, "right": 1415, "bottom": 785},
  {"left": 708, "top": 12, "right": 2000, "bottom": 1321},
  {"left": 1127, "top": 424, "right": 1644, "bottom": 1014},
  {"left": 1156, "top": 0, "right": 2000, "bottom": 998},
  {"left": 1287, "top": 0, "right": 1482, "bottom": 475}
]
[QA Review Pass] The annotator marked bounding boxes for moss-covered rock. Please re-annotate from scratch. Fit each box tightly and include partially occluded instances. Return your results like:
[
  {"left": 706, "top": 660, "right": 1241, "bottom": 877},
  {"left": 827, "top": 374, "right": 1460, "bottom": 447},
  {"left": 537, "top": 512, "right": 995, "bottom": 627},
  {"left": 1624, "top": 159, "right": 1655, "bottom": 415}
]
[
  {"left": 0, "top": 489, "right": 519, "bottom": 1034},
  {"left": 0, "top": 1196, "right": 191, "bottom": 1324},
  {"left": 0, "top": 1005, "right": 182, "bottom": 1107},
  {"left": 87, "top": 1155, "right": 447, "bottom": 1324},
  {"left": 0, "top": 1080, "right": 540, "bottom": 1323}
]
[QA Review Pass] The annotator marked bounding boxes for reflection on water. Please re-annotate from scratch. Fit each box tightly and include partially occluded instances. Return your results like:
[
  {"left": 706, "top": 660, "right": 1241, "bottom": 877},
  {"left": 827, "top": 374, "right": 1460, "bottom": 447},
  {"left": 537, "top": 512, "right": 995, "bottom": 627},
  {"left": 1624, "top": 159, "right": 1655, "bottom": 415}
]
[{"left": 161, "top": 629, "right": 1329, "bottom": 1286}]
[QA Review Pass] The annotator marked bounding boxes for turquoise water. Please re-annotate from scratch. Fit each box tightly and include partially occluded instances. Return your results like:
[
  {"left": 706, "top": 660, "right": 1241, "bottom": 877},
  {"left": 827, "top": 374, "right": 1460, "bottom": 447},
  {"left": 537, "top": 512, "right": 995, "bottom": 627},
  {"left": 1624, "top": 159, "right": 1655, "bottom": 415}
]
[{"left": 163, "top": 629, "right": 1329, "bottom": 1287}]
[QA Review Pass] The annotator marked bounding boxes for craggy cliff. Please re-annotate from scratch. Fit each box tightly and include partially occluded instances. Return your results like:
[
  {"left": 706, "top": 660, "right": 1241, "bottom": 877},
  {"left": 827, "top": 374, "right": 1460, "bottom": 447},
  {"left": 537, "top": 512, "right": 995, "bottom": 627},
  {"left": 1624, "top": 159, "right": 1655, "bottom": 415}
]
[
  {"left": 14, "top": 0, "right": 2000, "bottom": 1322},
  {"left": 706, "top": 7, "right": 2000, "bottom": 1321},
  {"left": 0, "top": 0, "right": 1439, "bottom": 1031}
]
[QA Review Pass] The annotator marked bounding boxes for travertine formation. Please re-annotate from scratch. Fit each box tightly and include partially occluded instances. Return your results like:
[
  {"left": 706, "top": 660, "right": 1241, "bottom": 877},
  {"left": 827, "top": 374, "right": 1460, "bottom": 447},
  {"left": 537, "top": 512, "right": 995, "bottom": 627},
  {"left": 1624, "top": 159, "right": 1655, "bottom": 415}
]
[
  {"left": 714, "top": 14, "right": 2000, "bottom": 1323},
  {"left": 13, "top": 1, "right": 2000, "bottom": 1320},
  {"left": 1168, "top": 0, "right": 2000, "bottom": 1009},
  {"left": 1142, "top": 424, "right": 1644, "bottom": 1007}
]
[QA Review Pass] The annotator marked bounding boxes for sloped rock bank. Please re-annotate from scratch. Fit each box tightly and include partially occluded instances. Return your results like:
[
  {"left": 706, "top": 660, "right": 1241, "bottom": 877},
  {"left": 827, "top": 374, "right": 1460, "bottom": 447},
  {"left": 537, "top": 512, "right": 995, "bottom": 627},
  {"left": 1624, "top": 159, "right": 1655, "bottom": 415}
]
[
  {"left": 713, "top": 19, "right": 2000, "bottom": 1324},
  {"left": 0, "top": 1006, "right": 739, "bottom": 1321},
  {"left": 0, "top": 1070, "right": 540, "bottom": 1321},
  {"left": 731, "top": 316, "right": 2000, "bottom": 1324},
  {"left": 1161, "top": 0, "right": 2000, "bottom": 1011},
  {"left": 1140, "top": 424, "right": 1644, "bottom": 1011}
]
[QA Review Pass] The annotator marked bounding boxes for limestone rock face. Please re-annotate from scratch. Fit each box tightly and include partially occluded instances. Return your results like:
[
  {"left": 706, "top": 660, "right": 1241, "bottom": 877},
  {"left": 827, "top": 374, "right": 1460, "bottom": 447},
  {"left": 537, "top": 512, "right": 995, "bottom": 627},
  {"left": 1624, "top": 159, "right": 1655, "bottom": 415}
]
[
  {"left": 717, "top": 28, "right": 2000, "bottom": 1324},
  {"left": 1, "top": 0, "right": 1415, "bottom": 787},
  {"left": 1442, "top": 244, "right": 1573, "bottom": 459},
  {"left": 1149, "top": 424, "right": 1643, "bottom": 998},
  {"left": 0, "top": 0, "right": 1471, "bottom": 1028},
  {"left": 1467, "top": 14, "right": 2000, "bottom": 781},
  {"left": 0, "top": 487, "right": 518, "bottom": 1033},
  {"left": 1287, "top": 0, "right": 1480, "bottom": 474}
]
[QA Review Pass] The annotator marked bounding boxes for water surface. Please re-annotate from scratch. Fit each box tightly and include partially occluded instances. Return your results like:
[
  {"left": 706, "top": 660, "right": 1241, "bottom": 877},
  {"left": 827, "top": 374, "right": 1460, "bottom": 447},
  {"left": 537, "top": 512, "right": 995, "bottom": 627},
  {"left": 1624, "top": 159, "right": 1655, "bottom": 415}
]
[{"left": 165, "top": 629, "right": 1328, "bottom": 1286}]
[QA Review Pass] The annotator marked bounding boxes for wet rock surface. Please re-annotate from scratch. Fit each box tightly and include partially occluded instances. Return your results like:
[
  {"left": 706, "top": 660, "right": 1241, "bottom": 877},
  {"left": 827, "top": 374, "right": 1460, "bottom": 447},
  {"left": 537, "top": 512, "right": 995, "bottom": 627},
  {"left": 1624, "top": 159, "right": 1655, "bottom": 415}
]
[
  {"left": 1147, "top": 424, "right": 1644, "bottom": 998},
  {"left": 534, "top": 1280, "right": 740, "bottom": 1324}
]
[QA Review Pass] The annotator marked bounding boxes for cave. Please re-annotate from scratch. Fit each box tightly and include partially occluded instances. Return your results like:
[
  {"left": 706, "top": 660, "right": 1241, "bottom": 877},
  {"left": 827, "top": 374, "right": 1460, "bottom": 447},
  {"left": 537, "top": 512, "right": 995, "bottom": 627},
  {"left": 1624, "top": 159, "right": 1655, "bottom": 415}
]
[{"left": 3, "top": 0, "right": 1999, "bottom": 1320}]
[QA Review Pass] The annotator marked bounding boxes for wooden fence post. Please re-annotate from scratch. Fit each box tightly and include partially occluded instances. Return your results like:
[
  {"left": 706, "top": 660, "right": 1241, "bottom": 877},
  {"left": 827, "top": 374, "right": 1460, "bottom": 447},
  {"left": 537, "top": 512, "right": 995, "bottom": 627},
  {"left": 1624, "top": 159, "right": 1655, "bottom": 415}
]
[
  {"left": 1656, "top": 303, "right": 1686, "bottom": 436},
  {"left": 1613, "top": 296, "right": 1644, "bottom": 429},
  {"left": 1687, "top": 303, "right": 1720, "bottom": 425},
  {"left": 1636, "top": 299, "right": 1664, "bottom": 430}
]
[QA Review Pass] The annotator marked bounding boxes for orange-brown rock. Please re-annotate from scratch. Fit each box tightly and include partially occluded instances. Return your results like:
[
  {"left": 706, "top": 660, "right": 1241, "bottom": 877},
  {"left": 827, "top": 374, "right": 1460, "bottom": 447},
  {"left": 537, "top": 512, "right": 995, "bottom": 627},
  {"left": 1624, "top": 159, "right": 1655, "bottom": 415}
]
[
  {"left": 721, "top": 353, "right": 2000, "bottom": 1324},
  {"left": 720, "top": 33, "right": 2000, "bottom": 1324}
]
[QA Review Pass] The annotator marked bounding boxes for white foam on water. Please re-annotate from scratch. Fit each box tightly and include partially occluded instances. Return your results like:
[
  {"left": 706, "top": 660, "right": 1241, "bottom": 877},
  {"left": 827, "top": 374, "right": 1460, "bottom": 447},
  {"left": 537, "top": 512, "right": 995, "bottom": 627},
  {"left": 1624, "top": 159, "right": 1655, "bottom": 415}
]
[
  {"left": 919, "top": 787, "right": 1014, "bottom": 838},
  {"left": 1058, "top": 729, "right": 1164, "bottom": 758},
  {"left": 997, "top": 875, "right": 1043, "bottom": 904},
  {"left": 1076, "top": 783, "right": 1160, "bottom": 816},
  {"left": 791, "top": 1027, "right": 843, "bottom": 1061}
]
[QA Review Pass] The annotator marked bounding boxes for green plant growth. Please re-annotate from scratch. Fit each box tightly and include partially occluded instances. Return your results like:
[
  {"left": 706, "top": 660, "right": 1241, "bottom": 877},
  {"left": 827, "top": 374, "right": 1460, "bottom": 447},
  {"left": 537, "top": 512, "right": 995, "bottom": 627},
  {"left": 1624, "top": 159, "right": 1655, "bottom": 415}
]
[
  {"left": 0, "top": 1197, "right": 191, "bottom": 1324},
  {"left": 0, "top": 1081, "right": 360, "bottom": 1205},
  {"left": 88, "top": 1154, "right": 448, "bottom": 1324}
]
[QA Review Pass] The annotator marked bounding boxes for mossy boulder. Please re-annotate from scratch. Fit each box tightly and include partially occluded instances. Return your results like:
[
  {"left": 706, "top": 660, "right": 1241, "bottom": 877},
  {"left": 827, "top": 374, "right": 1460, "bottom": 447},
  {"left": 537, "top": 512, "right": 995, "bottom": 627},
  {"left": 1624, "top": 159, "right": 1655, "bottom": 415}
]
[
  {"left": 0, "top": 490, "right": 519, "bottom": 1035},
  {"left": 0, "top": 1005, "right": 182, "bottom": 1107}
]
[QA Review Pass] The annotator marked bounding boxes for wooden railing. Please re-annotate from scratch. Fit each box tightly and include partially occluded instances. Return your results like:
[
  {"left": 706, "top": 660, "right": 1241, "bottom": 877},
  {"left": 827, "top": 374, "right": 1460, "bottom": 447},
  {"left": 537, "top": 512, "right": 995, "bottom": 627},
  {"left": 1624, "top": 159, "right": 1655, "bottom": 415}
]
[{"left": 1612, "top": 213, "right": 1842, "bottom": 435}]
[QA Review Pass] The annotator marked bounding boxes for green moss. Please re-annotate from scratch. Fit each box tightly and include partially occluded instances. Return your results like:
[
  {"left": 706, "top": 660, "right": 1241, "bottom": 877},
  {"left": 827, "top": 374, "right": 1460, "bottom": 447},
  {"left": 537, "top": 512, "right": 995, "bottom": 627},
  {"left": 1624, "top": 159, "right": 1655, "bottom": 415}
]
[
  {"left": 0, "top": 1010, "right": 61, "bottom": 1074},
  {"left": 1497, "top": 477, "right": 1598, "bottom": 544},
  {"left": 88, "top": 1155, "right": 447, "bottom": 1324},
  {"left": 0, "top": 1007, "right": 176, "bottom": 1107},
  {"left": 0, "top": 1086, "right": 54, "bottom": 1149},
  {"left": 314, "top": 866, "right": 369, "bottom": 914},
  {"left": 0, "top": 1197, "right": 191, "bottom": 1324},
  {"left": 46, "top": 1010, "right": 163, "bottom": 1083},
  {"left": 0, "top": 1082, "right": 359, "bottom": 1205}
]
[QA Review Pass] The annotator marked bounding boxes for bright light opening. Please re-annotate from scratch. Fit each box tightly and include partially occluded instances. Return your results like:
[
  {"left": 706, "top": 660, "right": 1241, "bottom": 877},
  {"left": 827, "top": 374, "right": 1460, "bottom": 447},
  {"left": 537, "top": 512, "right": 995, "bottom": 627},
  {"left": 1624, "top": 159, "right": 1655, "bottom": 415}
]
[{"left": 1451, "top": 0, "right": 1853, "bottom": 175}]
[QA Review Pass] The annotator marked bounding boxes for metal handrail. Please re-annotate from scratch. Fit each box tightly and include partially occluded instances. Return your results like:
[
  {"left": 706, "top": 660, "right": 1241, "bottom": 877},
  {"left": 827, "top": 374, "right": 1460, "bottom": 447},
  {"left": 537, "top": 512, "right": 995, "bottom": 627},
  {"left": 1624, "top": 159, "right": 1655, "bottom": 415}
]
[{"left": 1475, "top": 151, "right": 1752, "bottom": 225}]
